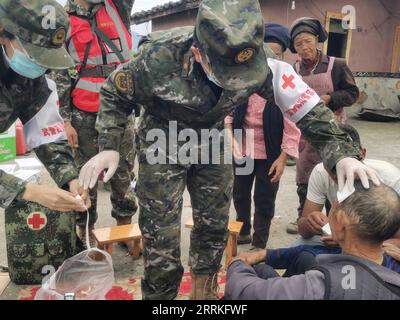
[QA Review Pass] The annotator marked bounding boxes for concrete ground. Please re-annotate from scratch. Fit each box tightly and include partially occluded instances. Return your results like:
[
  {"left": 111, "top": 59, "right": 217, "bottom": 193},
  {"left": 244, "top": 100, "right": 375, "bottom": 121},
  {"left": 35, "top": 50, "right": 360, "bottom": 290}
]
[{"left": 1, "top": 109, "right": 399, "bottom": 299}]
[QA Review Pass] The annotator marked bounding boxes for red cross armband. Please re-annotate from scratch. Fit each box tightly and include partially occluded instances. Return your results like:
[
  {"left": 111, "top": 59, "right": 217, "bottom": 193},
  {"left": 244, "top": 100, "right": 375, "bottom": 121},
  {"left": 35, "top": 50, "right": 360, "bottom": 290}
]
[
  {"left": 267, "top": 58, "right": 321, "bottom": 123},
  {"left": 23, "top": 78, "right": 67, "bottom": 150}
]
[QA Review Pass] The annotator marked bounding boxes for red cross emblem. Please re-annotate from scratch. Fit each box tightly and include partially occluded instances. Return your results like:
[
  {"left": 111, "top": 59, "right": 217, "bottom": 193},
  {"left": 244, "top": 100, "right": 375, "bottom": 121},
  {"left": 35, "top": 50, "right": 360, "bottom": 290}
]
[
  {"left": 282, "top": 74, "right": 296, "bottom": 90},
  {"left": 27, "top": 212, "right": 47, "bottom": 231}
]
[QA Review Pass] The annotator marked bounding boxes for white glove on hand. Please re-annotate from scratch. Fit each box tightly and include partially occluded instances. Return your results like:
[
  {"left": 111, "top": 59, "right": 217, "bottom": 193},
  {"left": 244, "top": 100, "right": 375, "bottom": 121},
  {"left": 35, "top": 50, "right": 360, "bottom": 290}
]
[
  {"left": 336, "top": 157, "right": 381, "bottom": 192},
  {"left": 79, "top": 150, "right": 120, "bottom": 189}
]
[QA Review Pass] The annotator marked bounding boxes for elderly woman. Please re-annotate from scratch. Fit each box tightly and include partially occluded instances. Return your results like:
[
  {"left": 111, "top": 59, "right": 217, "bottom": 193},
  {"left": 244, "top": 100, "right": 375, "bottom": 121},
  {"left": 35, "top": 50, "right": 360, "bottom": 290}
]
[
  {"left": 225, "top": 23, "right": 301, "bottom": 250},
  {"left": 287, "top": 17, "right": 360, "bottom": 235},
  {"left": 225, "top": 182, "right": 400, "bottom": 300}
]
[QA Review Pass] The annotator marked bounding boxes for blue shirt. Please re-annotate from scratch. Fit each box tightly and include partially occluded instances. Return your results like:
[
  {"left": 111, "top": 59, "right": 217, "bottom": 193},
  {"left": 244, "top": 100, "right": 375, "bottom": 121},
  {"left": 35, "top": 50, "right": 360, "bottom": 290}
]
[{"left": 266, "top": 245, "right": 400, "bottom": 273}]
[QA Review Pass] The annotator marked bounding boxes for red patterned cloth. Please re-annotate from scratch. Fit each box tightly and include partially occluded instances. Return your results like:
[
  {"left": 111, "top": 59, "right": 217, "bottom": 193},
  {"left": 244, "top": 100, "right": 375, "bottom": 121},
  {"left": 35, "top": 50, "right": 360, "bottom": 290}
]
[{"left": 18, "top": 271, "right": 227, "bottom": 300}]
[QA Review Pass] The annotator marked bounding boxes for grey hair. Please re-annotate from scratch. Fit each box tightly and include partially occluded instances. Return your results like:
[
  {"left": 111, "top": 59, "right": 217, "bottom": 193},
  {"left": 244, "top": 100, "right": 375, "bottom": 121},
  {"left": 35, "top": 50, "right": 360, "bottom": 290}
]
[{"left": 338, "top": 181, "right": 400, "bottom": 243}]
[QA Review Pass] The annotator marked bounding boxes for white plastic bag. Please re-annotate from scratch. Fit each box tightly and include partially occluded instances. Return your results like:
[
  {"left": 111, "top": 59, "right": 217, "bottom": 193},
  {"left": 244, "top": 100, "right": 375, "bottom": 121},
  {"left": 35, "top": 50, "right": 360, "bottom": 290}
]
[
  {"left": 35, "top": 205, "right": 114, "bottom": 300},
  {"left": 35, "top": 248, "right": 114, "bottom": 300}
]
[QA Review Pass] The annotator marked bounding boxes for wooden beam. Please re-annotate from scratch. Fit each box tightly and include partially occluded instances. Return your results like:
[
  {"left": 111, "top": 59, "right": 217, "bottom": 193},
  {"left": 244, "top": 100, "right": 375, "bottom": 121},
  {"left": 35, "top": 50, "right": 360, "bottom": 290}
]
[
  {"left": 391, "top": 26, "right": 400, "bottom": 73},
  {"left": 323, "top": 11, "right": 353, "bottom": 63}
]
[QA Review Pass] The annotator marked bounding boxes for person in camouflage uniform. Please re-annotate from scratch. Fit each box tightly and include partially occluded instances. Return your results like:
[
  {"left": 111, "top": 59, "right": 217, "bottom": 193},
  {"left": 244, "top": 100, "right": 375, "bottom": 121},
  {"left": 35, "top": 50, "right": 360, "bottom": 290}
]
[
  {"left": 0, "top": 0, "right": 88, "bottom": 211},
  {"left": 0, "top": 0, "right": 90, "bottom": 284},
  {"left": 51, "top": 0, "right": 137, "bottom": 247},
  {"left": 80, "top": 0, "right": 380, "bottom": 300}
]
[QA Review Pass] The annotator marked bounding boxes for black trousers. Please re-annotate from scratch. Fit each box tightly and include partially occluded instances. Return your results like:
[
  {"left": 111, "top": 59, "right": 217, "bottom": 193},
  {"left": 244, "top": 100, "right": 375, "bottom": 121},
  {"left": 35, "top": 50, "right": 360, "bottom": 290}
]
[
  {"left": 233, "top": 159, "right": 280, "bottom": 249},
  {"left": 253, "top": 251, "right": 317, "bottom": 280},
  {"left": 282, "top": 251, "right": 317, "bottom": 277}
]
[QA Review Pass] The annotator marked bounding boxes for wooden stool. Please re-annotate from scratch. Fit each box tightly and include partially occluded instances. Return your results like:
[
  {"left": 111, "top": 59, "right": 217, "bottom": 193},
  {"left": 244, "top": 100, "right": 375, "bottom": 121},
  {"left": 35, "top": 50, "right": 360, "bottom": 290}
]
[
  {"left": 93, "top": 224, "right": 143, "bottom": 259},
  {"left": 0, "top": 272, "right": 10, "bottom": 296},
  {"left": 185, "top": 219, "right": 243, "bottom": 270}
]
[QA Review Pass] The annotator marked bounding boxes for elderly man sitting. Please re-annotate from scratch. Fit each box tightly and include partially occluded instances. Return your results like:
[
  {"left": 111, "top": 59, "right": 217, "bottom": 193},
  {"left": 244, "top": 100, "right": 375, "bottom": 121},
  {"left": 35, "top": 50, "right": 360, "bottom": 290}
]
[
  {"left": 225, "top": 181, "right": 400, "bottom": 300},
  {"left": 297, "top": 124, "right": 400, "bottom": 248}
]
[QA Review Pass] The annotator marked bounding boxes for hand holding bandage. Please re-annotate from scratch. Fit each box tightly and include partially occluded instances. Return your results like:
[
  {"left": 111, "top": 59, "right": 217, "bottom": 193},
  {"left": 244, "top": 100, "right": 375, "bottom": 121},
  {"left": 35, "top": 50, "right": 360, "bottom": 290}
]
[
  {"left": 22, "top": 183, "right": 87, "bottom": 212},
  {"left": 69, "top": 179, "right": 91, "bottom": 209}
]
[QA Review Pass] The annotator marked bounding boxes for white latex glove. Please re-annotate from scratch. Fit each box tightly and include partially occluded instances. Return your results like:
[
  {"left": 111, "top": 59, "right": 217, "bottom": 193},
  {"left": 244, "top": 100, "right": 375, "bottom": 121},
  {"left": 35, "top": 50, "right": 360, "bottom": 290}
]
[
  {"left": 336, "top": 157, "right": 381, "bottom": 192},
  {"left": 79, "top": 150, "right": 120, "bottom": 189}
]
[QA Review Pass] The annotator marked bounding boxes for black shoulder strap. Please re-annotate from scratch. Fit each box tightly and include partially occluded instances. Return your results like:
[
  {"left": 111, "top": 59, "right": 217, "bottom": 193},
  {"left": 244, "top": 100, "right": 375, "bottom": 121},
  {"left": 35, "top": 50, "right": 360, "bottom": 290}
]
[
  {"left": 93, "top": 26, "right": 125, "bottom": 64},
  {"left": 68, "top": 3, "right": 105, "bottom": 70},
  {"left": 83, "top": 19, "right": 96, "bottom": 69},
  {"left": 70, "top": 18, "right": 96, "bottom": 93},
  {"left": 311, "top": 266, "right": 332, "bottom": 300},
  {"left": 312, "top": 258, "right": 400, "bottom": 300},
  {"left": 90, "top": 2, "right": 125, "bottom": 64}
]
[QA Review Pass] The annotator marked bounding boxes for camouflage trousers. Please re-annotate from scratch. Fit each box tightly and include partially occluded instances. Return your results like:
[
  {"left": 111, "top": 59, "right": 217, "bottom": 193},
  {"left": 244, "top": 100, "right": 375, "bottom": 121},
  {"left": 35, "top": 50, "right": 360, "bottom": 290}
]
[
  {"left": 136, "top": 126, "right": 233, "bottom": 300},
  {"left": 71, "top": 108, "right": 137, "bottom": 226}
]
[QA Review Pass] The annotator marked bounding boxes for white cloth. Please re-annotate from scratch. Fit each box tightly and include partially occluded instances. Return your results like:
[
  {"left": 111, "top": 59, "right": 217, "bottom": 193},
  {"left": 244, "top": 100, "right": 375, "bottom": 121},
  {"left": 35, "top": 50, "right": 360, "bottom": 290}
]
[
  {"left": 307, "top": 159, "right": 400, "bottom": 206},
  {"left": 267, "top": 58, "right": 321, "bottom": 123},
  {"left": 23, "top": 77, "right": 67, "bottom": 150}
]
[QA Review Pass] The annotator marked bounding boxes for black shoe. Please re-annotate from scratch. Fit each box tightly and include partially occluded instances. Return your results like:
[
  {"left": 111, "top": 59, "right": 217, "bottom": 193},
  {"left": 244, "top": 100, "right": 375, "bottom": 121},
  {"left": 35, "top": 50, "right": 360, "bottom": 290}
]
[{"left": 237, "top": 234, "right": 252, "bottom": 245}]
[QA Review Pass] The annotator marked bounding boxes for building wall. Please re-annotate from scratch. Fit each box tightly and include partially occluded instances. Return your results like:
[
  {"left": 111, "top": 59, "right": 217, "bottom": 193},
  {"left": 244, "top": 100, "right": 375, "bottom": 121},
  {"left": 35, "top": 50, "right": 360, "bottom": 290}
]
[
  {"left": 152, "top": 9, "right": 197, "bottom": 32},
  {"left": 354, "top": 76, "right": 400, "bottom": 114},
  {"left": 150, "top": 0, "right": 400, "bottom": 72},
  {"left": 259, "top": 0, "right": 399, "bottom": 72}
]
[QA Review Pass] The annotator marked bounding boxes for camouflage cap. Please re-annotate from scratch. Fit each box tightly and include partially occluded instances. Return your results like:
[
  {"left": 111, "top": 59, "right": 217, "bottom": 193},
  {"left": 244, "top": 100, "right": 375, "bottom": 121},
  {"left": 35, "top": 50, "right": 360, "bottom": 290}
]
[
  {"left": 195, "top": 0, "right": 267, "bottom": 90},
  {"left": 0, "top": 0, "right": 74, "bottom": 69}
]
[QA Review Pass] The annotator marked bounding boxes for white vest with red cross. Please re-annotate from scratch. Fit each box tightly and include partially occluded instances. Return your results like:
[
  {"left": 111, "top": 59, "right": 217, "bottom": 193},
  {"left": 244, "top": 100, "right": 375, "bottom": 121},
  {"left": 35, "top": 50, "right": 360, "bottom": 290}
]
[{"left": 67, "top": 0, "right": 132, "bottom": 113}]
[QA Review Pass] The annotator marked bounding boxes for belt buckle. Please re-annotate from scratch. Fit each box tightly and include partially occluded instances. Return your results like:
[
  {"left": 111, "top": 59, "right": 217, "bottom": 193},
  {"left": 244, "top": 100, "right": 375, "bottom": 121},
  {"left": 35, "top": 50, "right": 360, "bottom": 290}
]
[
  {"left": 103, "top": 65, "right": 114, "bottom": 77},
  {"left": 101, "top": 65, "right": 111, "bottom": 77},
  {"left": 96, "top": 65, "right": 103, "bottom": 76}
]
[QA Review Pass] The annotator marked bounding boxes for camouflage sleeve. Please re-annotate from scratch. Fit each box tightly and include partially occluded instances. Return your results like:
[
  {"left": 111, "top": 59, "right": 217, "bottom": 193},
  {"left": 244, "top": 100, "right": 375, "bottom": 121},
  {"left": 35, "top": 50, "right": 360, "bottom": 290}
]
[
  {"left": 97, "top": 60, "right": 140, "bottom": 152},
  {"left": 113, "top": 0, "right": 135, "bottom": 31},
  {"left": 34, "top": 141, "right": 79, "bottom": 188},
  {"left": 48, "top": 69, "right": 73, "bottom": 122},
  {"left": 296, "top": 103, "right": 362, "bottom": 171},
  {"left": 258, "top": 72, "right": 362, "bottom": 172},
  {"left": 0, "top": 170, "right": 27, "bottom": 208}
]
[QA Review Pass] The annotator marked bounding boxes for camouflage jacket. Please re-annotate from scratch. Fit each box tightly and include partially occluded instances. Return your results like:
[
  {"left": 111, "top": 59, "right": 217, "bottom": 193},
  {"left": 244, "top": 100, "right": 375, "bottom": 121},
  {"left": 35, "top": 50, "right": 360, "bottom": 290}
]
[
  {"left": 52, "top": 0, "right": 136, "bottom": 122},
  {"left": 0, "top": 52, "right": 78, "bottom": 208},
  {"left": 96, "top": 27, "right": 361, "bottom": 171}
]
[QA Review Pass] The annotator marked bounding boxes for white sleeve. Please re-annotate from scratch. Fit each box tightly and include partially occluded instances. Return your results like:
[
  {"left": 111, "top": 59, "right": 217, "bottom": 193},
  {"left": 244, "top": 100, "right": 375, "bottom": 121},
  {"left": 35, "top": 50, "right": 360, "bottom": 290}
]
[
  {"left": 307, "top": 167, "right": 328, "bottom": 205},
  {"left": 267, "top": 58, "right": 321, "bottom": 123}
]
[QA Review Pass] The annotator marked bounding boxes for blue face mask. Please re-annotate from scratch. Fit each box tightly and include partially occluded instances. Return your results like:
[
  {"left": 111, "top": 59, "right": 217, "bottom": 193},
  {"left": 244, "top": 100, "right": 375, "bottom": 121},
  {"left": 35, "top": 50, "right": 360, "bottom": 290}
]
[{"left": 3, "top": 43, "right": 47, "bottom": 79}]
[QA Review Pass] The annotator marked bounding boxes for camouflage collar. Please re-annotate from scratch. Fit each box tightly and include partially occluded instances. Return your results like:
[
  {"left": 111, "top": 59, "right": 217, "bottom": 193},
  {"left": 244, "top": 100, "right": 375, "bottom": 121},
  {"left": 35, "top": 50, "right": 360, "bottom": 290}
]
[
  {"left": 66, "top": 0, "right": 102, "bottom": 17},
  {"left": 181, "top": 48, "right": 196, "bottom": 81}
]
